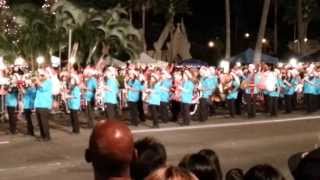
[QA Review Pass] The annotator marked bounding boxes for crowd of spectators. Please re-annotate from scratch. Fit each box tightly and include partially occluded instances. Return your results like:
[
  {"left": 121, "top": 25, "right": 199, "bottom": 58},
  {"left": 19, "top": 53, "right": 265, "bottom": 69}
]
[{"left": 85, "top": 120, "right": 320, "bottom": 180}]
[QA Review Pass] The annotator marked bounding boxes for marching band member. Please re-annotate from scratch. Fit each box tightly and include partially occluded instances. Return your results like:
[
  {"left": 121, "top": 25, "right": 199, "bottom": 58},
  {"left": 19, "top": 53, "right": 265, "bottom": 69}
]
[
  {"left": 5, "top": 84, "right": 18, "bottom": 134},
  {"left": 22, "top": 80, "right": 36, "bottom": 136},
  {"left": 103, "top": 67, "right": 119, "bottom": 119},
  {"left": 171, "top": 71, "right": 183, "bottom": 122},
  {"left": 266, "top": 68, "right": 282, "bottom": 116},
  {"left": 226, "top": 72, "right": 240, "bottom": 118},
  {"left": 34, "top": 69, "right": 53, "bottom": 141},
  {"left": 180, "top": 70, "right": 195, "bottom": 126},
  {"left": 199, "top": 67, "right": 214, "bottom": 122},
  {"left": 146, "top": 73, "right": 161, "bottom": 128},
  {"left": 84, "top": 69, "right": 97, "bottom": 128},
  {"left": 126, "top": 70, "right": 144, "bottom": 126},
  {"left": 303, "top": 65, "right": 317, "bottom": 113},
  {"left": 243, "top": 64, "right": 259, "bottom": 118},
  {"left": 159, "top": 70, "right": 172, "bottom": 123},
  {"left": 283, "top": 69, "right": 298, "bottom": 113},
  {"left": 66, "top": 76, "right": 81, "bottom": 134}
]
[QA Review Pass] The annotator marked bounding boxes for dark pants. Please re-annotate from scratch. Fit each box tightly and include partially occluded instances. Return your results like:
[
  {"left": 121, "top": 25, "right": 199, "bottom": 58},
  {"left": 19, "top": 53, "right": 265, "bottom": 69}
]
[
  {"left": 128, "top": 101, "right": 139, "bottom": 126},
  {"left": 235, "top": 90, "right": 243, "bottom": 115},
  {"left": 70, "top": 110, "right": 80, "bottom": 133},
  {"left": 160, "top": 102, "right": 170, "bottom": 123},
  {"left": 264, "top": 94, "right": 269, "bottom": 113},
  {"left": 171, "top": 100, "right": 181, "bottom": 122},
  {"left": 268, "top": 96, "right": 278, "bottom": 116},
  {"left": 199, "top": 98, "right": 209, "bottom": 122},
  {"left": 284, "top": 95, "right": 293, "bottom": 113},
  {"left": 149, "top": 105, "right": 159, "bottom": 127},
  {"left": 24, "top": 109, "right": 34, "bottom": 135},
  {"left": 245, "top": 94, "right": 256, "bottom": 118},
  {"left": 304, "top": 94, "right": 316, "bottom": 113},
  {"left": 138, "top": 99, "right": 145, "bottom": 122},
  {"left": 227, "top": 99, "right": 236, "bottom": 118},
  {"left": 7, "top": 107, "right": 17, "bottom": 134},
  {"left": 36, "top": 108, "right": 51, "bottom": 140},
  {"left": 181, "top": 103, "right": 191, "bottom": 125},
  {"left": 86, "top": 101, "right": 94, "bottom": 128},
  {"left": 105, "top": 103, "right": 117, "bottom": 120}
]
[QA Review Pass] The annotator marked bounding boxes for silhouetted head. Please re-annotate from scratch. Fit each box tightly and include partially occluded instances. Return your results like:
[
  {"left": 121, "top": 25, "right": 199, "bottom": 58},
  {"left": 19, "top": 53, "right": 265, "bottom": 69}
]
[
  {"left": 198, "top": 149, "right": 222, "bottom": 180},
  {"left": 85, "top": 120, "right": 135, "bottom": 180},
  {"left": 226, "top": 168, "right": 244, "bottom": 180},
  {"left": 146, "top": 166, "right": 198, "bottom": 180},
  {"left": 244, "top": 164, "right": 285, "bottom": 180}
]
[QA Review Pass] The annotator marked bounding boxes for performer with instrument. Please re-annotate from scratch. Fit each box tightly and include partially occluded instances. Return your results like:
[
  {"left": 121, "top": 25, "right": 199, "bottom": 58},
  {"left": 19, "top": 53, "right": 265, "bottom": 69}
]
[
  {"left": 226, "top": 72, "right": 240, "bottom": 118},
  {"left": 242, "top": 64, "right": 259, "bottom": 118},
  {"left": 103, "top": 67, "right": 119, "bottom": 119},
  {"left": 5, "top": 82, "right": 18, "bottom": 134},
  {"left": 159, "top": 70, "right": 172, "bottom": 123},
  {"left": 283, "top": 69, "right": 298, "bottom": 113},
  {"left": 171, "top": 71, "right": 183, "bottom": 122},
  {"left": 303, "top": 65, "right": 318, "bottom": 113},
  {"left": 199, "top": 67, "right": 215, "bottom": 122},
  {"left": 22, "top": 79, "right": 36, "bottom": 136},
  {"left": 84, "top": 69, "right": 97, "bottom": 128},
  {"left": 126, "top": 70, "right": 144, "bottom": 126},
  {"left": 266, "top": 68, "right": 282, "bottom": 116},
  {"left": 66, "top": 76, "right": 81, "bottom": 134},
  {"left": 145, "top": 73, "right": 161, "bottom": 128},
  {"left": 180, "top": 70, "right": 195, "bottom": 126},
  {"left": 34, "top": 69, "right": 53, "bottom": 141}
]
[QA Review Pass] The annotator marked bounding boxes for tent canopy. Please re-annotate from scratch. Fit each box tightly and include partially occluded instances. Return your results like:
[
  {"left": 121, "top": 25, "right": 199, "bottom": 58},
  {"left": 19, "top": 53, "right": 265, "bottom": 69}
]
[
  {"left": 178, "top": 58, "right": 208, "bottom": 67},
  {"left": 231, "top": 48, "right": 279, "bottom": 65},
  {"left": 300, "top": 49, "right": 320, "bottom": 62}
]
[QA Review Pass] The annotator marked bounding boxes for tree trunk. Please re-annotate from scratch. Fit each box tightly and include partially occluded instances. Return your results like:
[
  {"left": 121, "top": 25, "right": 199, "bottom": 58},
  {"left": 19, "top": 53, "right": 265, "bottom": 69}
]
[
  {"left": 225, "top": 0, "right": 231, "bottom": 60},
  {"left": 142, "top": 3, "right": 147, "bottom": 52},
  {"left": 273, "top": 0, "right": 278, "bottom": 55},
  {"left": 153, "top": 17, "right": 174, "bottom": 60},
  {"left": 253, "top": 0, "right": 271, "bottom": 64},
  {"left": 297, "top": 0, "right": 305, "bottom": 55}
]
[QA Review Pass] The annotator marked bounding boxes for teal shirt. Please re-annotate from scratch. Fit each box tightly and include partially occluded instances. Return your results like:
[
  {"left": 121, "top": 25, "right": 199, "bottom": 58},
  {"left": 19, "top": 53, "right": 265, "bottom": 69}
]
[
  {"left": 148, "top": 82, "right": 161, "bottom": 105},
  {"left": 227, "top": 79, "right": 240, "bottom": 100},
  {"left": 284, "top": 78, "right": 297, "bottom": 95},
  {"left": 201, "top": 77, "right": 215, "bottom": 99},
  {"left": 303, "top": 77, "right": 317, "bottom": 95},
  {"left": 127, "top": 79, "right": 143, "bottom": 102},
  {"left": 181, "top": 80, "right": 194, "bottom": 104},
  {"left": 269, "top": 78, "right": 282, "bottom": 97},
  {"left": 160, "top": 79, "right": 172, "bottom": 103},
  {"left": 68, "top": 86, "right": 81, "bottom": 110},
  {"left": 23, "top": 87, "right": 36, "bottom": 109},
  {"left": 6, "top": 90, "right": 18, "bottom": 107},
  {"left": 85, "top": 78, "right": 97, "bottom": 102},
  {"left": 103, "top": 78, "right": 119, "bottom": 104},
  {"left": 34, "top": 79, "right": 53, "bottom": 109}
]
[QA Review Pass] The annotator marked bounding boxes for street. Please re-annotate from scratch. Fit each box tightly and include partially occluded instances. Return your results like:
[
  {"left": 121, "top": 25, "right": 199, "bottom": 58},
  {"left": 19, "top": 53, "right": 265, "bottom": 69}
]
[{"left": 0, "top": 112, "right": 320, "bottom": 180}]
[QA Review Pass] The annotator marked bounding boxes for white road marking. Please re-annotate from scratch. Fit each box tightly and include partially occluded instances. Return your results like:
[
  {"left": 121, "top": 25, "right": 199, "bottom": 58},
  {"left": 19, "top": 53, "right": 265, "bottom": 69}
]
[
  {"left": 0, "top": 141, "right": 9, "bottom": 145},
  {"left": 132, "top": 115, "right": 320, "bottom": 134}
]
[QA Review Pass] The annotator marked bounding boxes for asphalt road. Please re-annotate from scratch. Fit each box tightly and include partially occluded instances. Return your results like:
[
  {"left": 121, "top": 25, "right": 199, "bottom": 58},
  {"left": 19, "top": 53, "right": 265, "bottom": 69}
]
[{"left": 0, "top": 112, "right": 320, "bottom": 180}]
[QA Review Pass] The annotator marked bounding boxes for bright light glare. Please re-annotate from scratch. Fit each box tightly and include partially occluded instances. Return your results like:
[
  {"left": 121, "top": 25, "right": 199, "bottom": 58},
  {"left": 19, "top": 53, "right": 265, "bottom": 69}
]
[
  {"left": 278, "top": 62, "right": 284, "bottom": 68},
  {"left": 14, "top": 56, "right": 25, "bottom": 66},
  {"left": 244, "top": 33, "right": 250, "bottom": 38},
  {"left": 208, "top": 41, "right": 215, "bottom": 48},
  {"left": 236, "top": 62, "right": 241, "bottom": 67},
  {"left": 220, "top": 60, "right": 230, "bottom": 73},
  {"left": 36, "top": 56, "right": 45, "bottom": 65},
  {"left": 262, "top": 38, "right": 267, "bottom": 44},
  {"left": 289, "top": 58, "right": 298, "bottom": 67},
  {"left": 304, "top": 38, "right": 308, "bottom": 43}
]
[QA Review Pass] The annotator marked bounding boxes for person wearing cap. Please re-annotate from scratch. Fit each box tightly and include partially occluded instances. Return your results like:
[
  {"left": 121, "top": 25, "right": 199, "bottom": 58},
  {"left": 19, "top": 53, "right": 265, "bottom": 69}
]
[
  {"left": 159, "top": 70, "right": 172, "bottom": 123},
  {"left": 180, "top": 70, "right": 195, "bottom": 126},
  {"left": 22, "top": 82, "right": 37, "bottom": 136},
  {"left": 34, "top": 70, "right": 53, "bottom": 141},
  {"left": 146, "top": 74, "right": 161, "bottom": 128},
  {"left": 103, "top": 68, "right": 119, "bottom": 119},
  {"left": 85, "top": 70, "right": 97, "bottom": 128},
  {"left": 66, "top": 77, "right": 81, "bottom": 133},
  {"left": 5, "top": 85, "right": 18, "bottom": 134},
  {"left": 126, "top": 70, "right": 144, "bottom": 126}
]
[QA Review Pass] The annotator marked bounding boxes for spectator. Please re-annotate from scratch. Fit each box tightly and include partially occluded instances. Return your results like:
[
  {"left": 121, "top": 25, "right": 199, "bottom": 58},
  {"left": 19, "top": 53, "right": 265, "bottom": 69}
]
[
  {"left": 226, "top": 168, "right": 244, "bottom": 180},
  {"left": 146, "top": 166, "right": 198, "bottom": 180},
  {"left": 85, "top": 120, "right": 135, "bottom": 180},
  {"left": 131, "top": 137, "right": 167, "bottom": 180},
  {"left": 179, "top": 153, "right": 219, "bottom": 180},
  {"left": 198, "top": 149, "right": 223, "bottom": 180},
  {"left": 244, "top": 164, "right": 285, "bottom": 180},
  {"left": 292, "top": 147, "right": 320, "bottom": 180}
]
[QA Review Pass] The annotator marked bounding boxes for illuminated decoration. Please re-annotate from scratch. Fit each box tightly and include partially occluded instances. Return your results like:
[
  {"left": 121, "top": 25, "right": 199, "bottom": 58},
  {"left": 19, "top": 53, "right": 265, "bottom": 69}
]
[
  {"left": 289, "top": 58, "right": 298, "bottom": 68},
  {"left": 42, "top": 0, "right": 58, "bottom": 10},
  {"left": 0, "top": 0, "right": 9, "bottom": 9},
  {"left": 36, "top": 56, "right": 45, "bottom": 65},
  {"left": 14, "top": 56, "right": 25, "bottom": 66}
]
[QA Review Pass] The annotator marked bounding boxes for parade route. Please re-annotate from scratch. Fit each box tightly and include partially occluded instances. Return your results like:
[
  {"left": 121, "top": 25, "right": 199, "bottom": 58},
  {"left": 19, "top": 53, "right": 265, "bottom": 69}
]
[{"left": 0, "top": 112, "right": 320, "bottom": 180}]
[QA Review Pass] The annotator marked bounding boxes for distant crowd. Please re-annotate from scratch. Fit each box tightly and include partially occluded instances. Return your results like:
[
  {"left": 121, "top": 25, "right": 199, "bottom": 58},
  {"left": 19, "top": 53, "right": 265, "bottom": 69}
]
[{"left": 85, "top": 120, "right": 320, "bottom": 180}]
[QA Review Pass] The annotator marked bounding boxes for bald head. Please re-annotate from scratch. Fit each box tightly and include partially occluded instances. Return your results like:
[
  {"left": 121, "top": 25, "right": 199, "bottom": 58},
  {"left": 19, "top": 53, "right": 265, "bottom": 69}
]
[{"left": 86, "top": 120, "right": 134, "bottom": 179}]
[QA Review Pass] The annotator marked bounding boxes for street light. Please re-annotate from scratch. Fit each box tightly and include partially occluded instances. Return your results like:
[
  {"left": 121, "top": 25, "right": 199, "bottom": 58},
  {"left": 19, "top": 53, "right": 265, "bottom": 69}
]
[
  {"left": 289, "top": 57, "right": 298, "bottom": 68},
  {"left": 262, "top": 38, "right": 267, "bottom": 44},
  {"left": 208, "top": 41, "right": 215, "bottom": 48},
  {"left": 304, "top": 37, "right": 308, "bottom": 43},
  {"left": 244, "top": 33, "right": 250, "bottom": 38}
]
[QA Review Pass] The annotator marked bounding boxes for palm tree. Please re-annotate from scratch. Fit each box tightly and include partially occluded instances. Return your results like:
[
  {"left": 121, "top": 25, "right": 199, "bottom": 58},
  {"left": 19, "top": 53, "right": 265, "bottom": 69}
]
[
  {"left": 253, "top": 0, "right": 271, "bottom": 64},
  {"left": 225, "top": 0, "right": 231, "bottom": 60}
]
